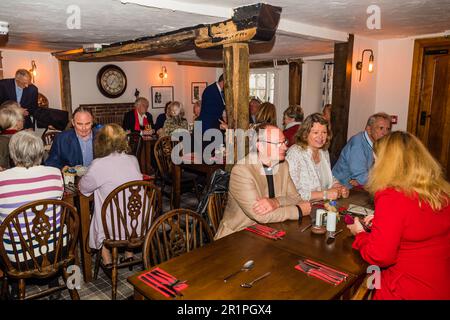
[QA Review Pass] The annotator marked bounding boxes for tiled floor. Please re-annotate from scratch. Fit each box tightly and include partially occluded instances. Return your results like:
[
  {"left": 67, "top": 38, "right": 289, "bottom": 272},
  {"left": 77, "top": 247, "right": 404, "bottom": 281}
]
[{"left": 3, "top": 190, "right": 200, "bottom": 300}]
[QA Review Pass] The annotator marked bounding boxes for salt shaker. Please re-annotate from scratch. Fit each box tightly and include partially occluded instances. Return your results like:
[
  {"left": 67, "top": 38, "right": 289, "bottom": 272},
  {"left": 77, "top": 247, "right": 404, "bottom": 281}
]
[
  {"left": 326, "top": 211, "right": 337, "bottom": 236},
  {"left": 315, "top": 209, "right": 327, "bottom": 227}
]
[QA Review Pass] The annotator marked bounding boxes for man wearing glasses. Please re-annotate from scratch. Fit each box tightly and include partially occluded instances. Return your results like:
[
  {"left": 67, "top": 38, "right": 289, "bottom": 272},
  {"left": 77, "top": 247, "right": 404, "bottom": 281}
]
[{"left": 214, "top": 124, "right": 311, "bottom": 239}]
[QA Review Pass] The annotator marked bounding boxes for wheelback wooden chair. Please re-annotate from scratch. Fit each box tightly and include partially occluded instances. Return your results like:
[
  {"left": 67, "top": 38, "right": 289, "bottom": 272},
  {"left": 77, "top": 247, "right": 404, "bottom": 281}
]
[
  {"left": 0, "top": 200, "right": 80, "bottom": 300},
  {"left": 93, "top": 180, "right": 162, "bottom": 300},
  {"left": 142, "top": 208, "right": 214, "bottom": 269}
]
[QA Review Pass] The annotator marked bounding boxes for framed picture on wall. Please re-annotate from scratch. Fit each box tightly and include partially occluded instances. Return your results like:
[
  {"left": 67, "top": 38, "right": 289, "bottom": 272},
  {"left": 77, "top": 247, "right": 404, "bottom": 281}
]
[
  {"left": 151, "top": 86, "right": 174, "bottom": 109},
  {"left": 191, "top": 82, "right": 207, "bottom": 103}
]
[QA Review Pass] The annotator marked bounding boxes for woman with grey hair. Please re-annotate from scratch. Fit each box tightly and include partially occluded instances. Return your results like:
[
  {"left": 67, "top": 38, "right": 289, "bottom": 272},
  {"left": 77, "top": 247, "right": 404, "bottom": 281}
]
[
  {"left": 283, "top": 105, "right": 304, "bottom": 147},
  {"left": 0, "top": 130, "right": 64, "bottom": 231},
  {"left": 0, "top": 130, "right": 64, "bottom": 299},
  {"left": 0, "top": 101, "right": 24, "bottom": 170}
]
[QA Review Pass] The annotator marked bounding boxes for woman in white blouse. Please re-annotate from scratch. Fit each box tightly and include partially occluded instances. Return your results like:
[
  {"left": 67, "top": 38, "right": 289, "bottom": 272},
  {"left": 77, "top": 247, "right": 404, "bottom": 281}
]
[{"left": 286, "top": 113, "right": 349, "bottom": 201}]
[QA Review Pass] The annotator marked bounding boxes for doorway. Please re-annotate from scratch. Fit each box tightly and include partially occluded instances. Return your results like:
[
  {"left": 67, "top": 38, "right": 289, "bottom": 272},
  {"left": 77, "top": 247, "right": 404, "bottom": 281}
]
[{"left": 408, "top": 37, "right": 450, "bottom": 179}]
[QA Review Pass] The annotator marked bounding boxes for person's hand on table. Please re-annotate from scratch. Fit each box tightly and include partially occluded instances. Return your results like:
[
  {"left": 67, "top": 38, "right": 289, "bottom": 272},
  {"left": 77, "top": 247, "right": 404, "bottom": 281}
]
[
  {"left": 326, "top": 188, "right": 340, "bottom": 200},
  {"left": 347, "top": 217, "right": 365, "bottom": 235},
  {"left": 297, "top": 200, "right": 311, "bottom": 216},
  {"left": 253, "top": 197, "right": 280, "bottom": 215},
  {"left": 349, "top": 179, "right": 360, "bottom": 187}
]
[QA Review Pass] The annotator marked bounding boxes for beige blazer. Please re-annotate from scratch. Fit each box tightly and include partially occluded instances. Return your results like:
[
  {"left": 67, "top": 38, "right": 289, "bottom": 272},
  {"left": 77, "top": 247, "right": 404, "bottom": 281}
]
[{"left": 214, "top": 153, "right": 302, "bottom": 240}]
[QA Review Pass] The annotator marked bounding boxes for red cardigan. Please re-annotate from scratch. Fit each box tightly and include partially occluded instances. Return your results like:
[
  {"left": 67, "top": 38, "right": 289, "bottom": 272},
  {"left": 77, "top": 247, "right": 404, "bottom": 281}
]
[
  {"left": 353, "top": 188, "right": 450, "bottom": 300},
  {"left": 283, "top": 124, "right": 300, "bottom": 147}
]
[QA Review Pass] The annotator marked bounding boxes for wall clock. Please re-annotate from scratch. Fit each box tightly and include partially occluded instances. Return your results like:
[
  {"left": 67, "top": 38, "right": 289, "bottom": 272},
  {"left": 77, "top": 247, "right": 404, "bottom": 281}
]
[{"left": 96, "top": 64, "right": 127, "bottom": 98}]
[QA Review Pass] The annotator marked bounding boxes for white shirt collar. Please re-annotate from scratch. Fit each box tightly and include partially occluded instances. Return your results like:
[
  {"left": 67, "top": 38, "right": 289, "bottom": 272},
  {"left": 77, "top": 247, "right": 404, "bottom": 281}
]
[
  {"left": 285, "top": 121, "right": 301, "bottom": 130},
  {"left": 364, "top": 131, "right": 373, "bottom": 149}
]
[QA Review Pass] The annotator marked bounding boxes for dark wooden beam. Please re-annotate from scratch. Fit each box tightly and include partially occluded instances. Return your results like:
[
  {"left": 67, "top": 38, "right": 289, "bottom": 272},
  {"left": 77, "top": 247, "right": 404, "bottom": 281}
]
[
  {"left": 289, "top": 59, "right": 303, "bottom": 105},
  {"left": 329, "top": 34, "right": 354, "bottom": 166},
  {"left": 53, "top": 30, "right": 197, "bottom": 61},
  {"left": 52, "top": 3, "right": 281, "bottom": 62},
  {"left": 58, "top": 60, "right": 72, "bottom": 116}
]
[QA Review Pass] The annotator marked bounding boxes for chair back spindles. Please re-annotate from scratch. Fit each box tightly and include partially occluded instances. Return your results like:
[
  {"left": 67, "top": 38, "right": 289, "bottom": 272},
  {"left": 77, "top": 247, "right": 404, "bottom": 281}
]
[
  {"left": 101, "top": 181, "right": 161, "bottom": 248},
  {"left": 142, "top": 209, "right": 213, "bottom": 269}
]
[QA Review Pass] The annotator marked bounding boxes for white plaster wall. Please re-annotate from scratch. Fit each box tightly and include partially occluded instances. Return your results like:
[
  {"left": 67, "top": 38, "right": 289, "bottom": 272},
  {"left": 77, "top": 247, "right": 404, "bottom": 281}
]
[
  {"left": 301, "top": 60, "right": 325, "bottom": 117},
  {"left": 374, "top": 38, "right": 415, "bottom": 131},
  {"left": 69, "top": 61, "right": 217, "bottom": 122},
  {"left": 348, "top": 35, "right": 379, "bottom": 138},
  {"left": 1, "top": 49, "right": 61, "bottom": 108}
]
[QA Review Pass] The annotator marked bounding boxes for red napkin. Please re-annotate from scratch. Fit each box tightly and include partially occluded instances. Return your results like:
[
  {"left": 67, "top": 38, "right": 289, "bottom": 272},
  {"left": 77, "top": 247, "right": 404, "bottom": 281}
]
[
  {"left": 295, "top": 259, "right": 348, "bottom": 286},
  {"left": 245, "top": 224, "right": 286, "bottom": 240},
  {"left": 138, "top": 267, "right": 188, "bottom": 298}
]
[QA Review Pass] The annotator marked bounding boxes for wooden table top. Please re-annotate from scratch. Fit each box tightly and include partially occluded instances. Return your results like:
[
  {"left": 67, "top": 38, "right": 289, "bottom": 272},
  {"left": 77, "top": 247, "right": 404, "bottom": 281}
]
[{"left": 128, "top": 190, "right": 372, "bottom": 300}]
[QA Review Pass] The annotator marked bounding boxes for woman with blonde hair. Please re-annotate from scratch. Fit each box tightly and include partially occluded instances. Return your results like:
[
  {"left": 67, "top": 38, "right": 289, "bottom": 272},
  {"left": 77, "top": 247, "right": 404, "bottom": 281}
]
[
  {"left": 79, "top": 123, "right": 142, "bottom": 267},
  {"left": 347, "top": 131, "right": 450, "bottom": 300},
  {"left": 286, "top": 113, "right": 348, "bottom": 201},
  {"left": 161, "top": 101, "right": 188, "bottom": 136}
]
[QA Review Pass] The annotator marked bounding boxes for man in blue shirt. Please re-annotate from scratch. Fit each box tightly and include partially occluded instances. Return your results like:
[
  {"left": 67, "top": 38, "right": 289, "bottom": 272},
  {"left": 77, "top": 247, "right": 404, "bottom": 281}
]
[
  {"left": 332, "top": 112, "right": 391, "bottom": 189},
  {"left": 45, "top": 107, "right": 95, "bottom": 170}
]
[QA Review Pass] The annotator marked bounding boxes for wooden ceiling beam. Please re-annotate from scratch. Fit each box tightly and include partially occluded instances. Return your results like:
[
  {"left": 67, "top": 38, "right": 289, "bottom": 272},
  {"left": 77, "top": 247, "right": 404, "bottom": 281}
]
[{"left": 52, "top": 3, "right": 281, "bottom": 62}]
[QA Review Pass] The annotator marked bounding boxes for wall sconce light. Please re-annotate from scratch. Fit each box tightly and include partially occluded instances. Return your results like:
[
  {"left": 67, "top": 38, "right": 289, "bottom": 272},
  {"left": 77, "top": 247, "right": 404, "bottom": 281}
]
[
  {"left": 29, "top": 60, "right": 37, "bottom": 83},
  {"left": 356, "top": 49, "right": 374, "bottom": 81},
  {"left": 159, "top": 66, "right": 168, "bottom": 80}
]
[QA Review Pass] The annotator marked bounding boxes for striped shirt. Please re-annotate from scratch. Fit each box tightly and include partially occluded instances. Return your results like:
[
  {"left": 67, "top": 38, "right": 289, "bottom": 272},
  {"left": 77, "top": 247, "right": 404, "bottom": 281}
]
[{"left": 0, "top": 165, "right": 64, "bottom": 262}]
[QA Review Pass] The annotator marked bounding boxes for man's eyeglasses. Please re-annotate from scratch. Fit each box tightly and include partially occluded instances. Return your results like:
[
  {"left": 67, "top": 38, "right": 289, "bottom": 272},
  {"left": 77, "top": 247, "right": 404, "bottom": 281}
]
[{"left": 260, "top": 139, "right": 288, "bottom": 148}]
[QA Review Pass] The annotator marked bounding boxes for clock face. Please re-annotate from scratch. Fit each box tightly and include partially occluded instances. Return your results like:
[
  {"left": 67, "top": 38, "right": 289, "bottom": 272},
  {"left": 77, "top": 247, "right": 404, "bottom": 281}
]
[{"left": 96, "top": 65, "right": 127, "bottom": 98}]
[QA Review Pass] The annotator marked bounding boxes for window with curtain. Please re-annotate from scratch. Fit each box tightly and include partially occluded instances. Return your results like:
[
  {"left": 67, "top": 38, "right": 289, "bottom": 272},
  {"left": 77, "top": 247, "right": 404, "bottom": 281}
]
[
  {"left": 321, "top": 62, "right": 334, "bottom": 107},
  {"left": 249, "top": 71, "right": 275, "bottom": 103}
]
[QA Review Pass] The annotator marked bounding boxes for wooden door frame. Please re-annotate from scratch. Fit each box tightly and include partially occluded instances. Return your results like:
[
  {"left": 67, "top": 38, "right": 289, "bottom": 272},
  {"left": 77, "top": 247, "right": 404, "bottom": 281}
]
[{"left": 407, "top": 37, "right": 450, "bottom": 134}]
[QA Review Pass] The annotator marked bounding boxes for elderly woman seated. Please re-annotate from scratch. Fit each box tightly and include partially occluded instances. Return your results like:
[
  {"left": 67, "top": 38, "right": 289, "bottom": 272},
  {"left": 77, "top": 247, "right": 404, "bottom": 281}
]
[
  {"left": 0, "top": 101, "right": 24, "bottom": 170},
  {"left": 286, "top": 113, "right": 349, "bottom": 201},
  {"left": 283, "top": 105, "right": 304, "bottom": 147},
  {"left": 160, "top": 101, "right": 188, "bottom": 137},
  {"left": 79, "top": 123, "right": 142, "bottom": 267}
]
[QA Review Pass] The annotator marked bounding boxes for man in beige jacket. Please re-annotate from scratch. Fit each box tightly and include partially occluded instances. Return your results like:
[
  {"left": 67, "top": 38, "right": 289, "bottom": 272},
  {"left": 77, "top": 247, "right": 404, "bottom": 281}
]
[{"left": 214, "top": 125, "right": 311, "bottom": 239}]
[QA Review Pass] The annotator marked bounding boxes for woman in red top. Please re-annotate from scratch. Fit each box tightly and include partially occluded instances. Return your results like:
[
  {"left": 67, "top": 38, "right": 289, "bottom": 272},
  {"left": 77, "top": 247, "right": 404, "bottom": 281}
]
[{"left": 347, "top": 131, "right": 450, "bottom": 300}]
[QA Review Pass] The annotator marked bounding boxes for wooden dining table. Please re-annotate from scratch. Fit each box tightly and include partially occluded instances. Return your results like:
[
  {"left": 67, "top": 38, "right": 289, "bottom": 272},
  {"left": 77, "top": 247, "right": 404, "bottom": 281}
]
[
  {"left": 128, "top": 190, "right": 372, "bottom": 300},
  {"left": 139, "top": 135, "right": 157, "bottom": 175}
]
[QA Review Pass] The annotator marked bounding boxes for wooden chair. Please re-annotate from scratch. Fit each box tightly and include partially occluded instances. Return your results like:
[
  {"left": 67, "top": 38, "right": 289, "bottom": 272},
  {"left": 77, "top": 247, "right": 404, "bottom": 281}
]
[
  {"left": 153, "top": 136, "right": 200, "bottom": 208},
  {"left": 41, "top": 130, "right": 60, "bottom": 148},
  {"left": 351, "top": 274, "right": 374, "bottom": 300},
  {"left": 205, "top": 192, "right": 228, "bottom": 234},
  {"left": 94, "top": 180, "right": 162, "bottom": 300},
  {"left": 0, "top": 200, "right": 80, "bottom": 300},
  {"left": 142, "top": 208, "right": 214, "bottom": 269},
  {"left": 126, "top": 132, "right": 143, "bottom": 158}
]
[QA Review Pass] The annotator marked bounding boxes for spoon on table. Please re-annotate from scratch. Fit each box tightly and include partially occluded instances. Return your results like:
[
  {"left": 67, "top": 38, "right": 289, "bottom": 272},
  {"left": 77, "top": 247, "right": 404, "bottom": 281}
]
[
  {"left": 223, "top": 260, "right": 254, "bottom": 282},
  {"left": 240, "top": 272, "right": 271, "bottom": 288}
]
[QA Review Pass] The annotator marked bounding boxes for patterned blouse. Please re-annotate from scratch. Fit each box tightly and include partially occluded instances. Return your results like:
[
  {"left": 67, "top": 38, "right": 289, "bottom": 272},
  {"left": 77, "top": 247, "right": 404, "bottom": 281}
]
[
  {"left": 163, "top": 117, "right": 189, "bottom": 136},
  {"left": 286, "top": 145, "right": 338, "bottom": 200}
]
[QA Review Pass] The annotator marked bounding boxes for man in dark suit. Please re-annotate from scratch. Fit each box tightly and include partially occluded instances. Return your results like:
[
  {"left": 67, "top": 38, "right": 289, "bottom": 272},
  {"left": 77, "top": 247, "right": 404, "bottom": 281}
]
[
  {"left": 122, "top": 97, "right": 154, "bottom": 134},
  {"left": 45, "top": 107, "right": 96, "bottom": 170},
  {"left": 0, "top": 69, "right": 38, "bottom": 129},
  {"left": 198, "top": 74, "right": 225, "bottom": 134}
]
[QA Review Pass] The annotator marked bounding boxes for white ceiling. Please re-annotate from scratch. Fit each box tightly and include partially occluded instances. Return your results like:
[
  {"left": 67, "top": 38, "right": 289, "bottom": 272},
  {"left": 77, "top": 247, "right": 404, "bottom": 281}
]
[{"left": 0, "top": 0, "right": 449, "bottom": 61}]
